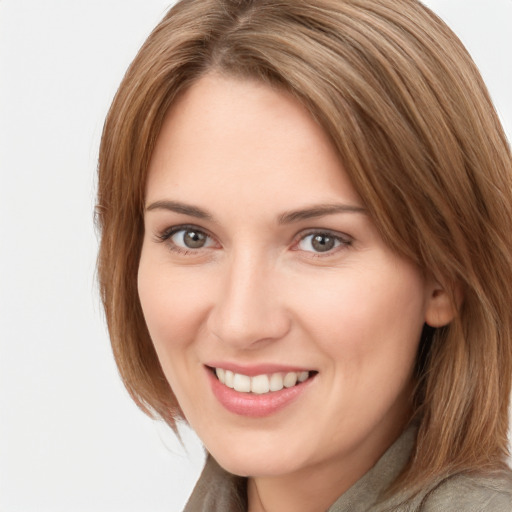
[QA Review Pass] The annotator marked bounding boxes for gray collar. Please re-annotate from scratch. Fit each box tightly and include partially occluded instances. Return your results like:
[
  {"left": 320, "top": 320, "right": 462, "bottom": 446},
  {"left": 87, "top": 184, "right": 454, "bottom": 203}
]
[{"left": 183, "top": 425, "right": 417, "bottom": 512}]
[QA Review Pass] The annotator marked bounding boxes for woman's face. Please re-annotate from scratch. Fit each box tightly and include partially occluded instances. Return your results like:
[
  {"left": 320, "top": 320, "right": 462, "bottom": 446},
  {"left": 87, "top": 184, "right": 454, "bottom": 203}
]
[{"left": 138, "top": 73, "right": 441, "bottom": 485}]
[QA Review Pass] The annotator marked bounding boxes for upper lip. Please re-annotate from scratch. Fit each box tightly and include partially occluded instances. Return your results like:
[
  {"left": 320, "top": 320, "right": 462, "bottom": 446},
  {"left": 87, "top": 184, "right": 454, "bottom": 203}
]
[{"left": 205, "top": 362, "right": 314, "bottom": 376}]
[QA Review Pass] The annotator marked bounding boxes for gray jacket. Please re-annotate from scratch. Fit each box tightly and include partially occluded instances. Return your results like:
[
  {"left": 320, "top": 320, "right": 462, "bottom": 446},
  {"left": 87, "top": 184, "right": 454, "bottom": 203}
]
[{"left": 184, "top": 427, "right": 512, "bottom": 511}]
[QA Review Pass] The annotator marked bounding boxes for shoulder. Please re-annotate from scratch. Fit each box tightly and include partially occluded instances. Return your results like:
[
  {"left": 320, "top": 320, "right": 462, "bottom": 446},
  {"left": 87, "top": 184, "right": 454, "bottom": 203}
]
[{"left": 419, "top": 470, "right": 512, "bottom": 512}]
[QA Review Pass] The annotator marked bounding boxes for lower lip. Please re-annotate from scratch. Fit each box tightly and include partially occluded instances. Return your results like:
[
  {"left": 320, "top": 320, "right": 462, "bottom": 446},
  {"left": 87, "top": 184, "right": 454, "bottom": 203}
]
[{"left": 207, "top": 369, "right": 315, "bottom": 418}]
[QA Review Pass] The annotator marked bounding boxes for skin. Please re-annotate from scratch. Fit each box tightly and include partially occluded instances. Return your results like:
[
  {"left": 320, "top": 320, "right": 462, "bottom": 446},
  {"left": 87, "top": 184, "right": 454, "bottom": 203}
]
[{"left": 138, "top": 73, "right": 453, "bottom": 512}]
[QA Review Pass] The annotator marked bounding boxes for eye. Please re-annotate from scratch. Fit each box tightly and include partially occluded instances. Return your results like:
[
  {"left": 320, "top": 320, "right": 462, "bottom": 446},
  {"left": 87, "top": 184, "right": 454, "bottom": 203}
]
[
  {"left": 295, "top": 231, "right": 351, "bottom": 254},
  {"left": 156, "top": 225, "right": 217, "bottom": 253},
  {"left": 173, "top": 228, "right": 210, "bottom": 249}
]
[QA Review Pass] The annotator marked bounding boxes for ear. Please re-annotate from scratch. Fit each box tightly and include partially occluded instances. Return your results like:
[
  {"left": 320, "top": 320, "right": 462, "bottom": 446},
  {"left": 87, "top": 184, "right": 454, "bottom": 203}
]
[{"left": 424, "top": 279, "right": 460, "bottom": 328}]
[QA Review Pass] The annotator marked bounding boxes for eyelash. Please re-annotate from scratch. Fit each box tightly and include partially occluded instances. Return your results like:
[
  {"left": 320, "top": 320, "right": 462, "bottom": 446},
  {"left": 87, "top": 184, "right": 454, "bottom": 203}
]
[
  {"left": 155, "top": 224, "right": 217, "bottom": 256},
  {"left": 293, "top": 230, "right": 352, "bottom": 257},
  {"left": 154, "top": 225, "right": 353, "bottom": 257}
]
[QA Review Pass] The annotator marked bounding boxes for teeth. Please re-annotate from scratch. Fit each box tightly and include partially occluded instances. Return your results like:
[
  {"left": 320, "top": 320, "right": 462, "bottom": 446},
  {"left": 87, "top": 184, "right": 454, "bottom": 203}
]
[
  {"left": 283, "top": 372, "right": 297, "bottom": 388},
  {"left": 216, "top": 368, "right": 225, "bottom": 383},
  {"left": 233, "top": 373, "right": 251, "bottom": 392},
  {"left": 251, "top": 374, "right": 270, "bottom": 394},
  {"left": 214, "top": 368, "right": 311, "bottom": 394},
  {"left": 298, "top": 371, "right": 309, "bottom": 383},
  {"left": 269, "top": 373, "right": 284, "bottom": 392},
  {"left": 225, "top": 370, "right": 234, "bottom": 388}
]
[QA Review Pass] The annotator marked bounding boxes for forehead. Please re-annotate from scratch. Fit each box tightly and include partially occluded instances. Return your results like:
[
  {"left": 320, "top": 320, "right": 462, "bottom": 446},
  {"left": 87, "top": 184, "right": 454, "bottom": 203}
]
[{"left": 146, "top": 72, "right": 361, "bottom": 212}]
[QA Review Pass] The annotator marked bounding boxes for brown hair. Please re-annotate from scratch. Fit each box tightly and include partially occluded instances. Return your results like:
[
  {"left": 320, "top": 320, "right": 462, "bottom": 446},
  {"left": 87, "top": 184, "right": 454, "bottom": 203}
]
[{"left": 97, "top": 0, "right": 512, "bottom": 495}]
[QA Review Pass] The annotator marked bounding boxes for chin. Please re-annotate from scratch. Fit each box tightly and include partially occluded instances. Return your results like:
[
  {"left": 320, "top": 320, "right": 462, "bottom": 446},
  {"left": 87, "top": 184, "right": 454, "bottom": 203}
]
[
  {"left": 214, "top": 455, "right": 298, "bottom": 479},
  {"left": 205, "top": 437, "right": 312, "bottom": 478}
]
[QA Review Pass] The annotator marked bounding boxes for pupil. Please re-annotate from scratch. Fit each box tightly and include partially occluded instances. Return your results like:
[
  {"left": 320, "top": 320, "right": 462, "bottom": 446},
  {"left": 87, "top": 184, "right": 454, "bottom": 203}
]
[
  {"left": 184, "top": 230, "right": 206, "bottom": 248},
  {"left": 312, "top": 234, "right": 334, "bottom": 252}
]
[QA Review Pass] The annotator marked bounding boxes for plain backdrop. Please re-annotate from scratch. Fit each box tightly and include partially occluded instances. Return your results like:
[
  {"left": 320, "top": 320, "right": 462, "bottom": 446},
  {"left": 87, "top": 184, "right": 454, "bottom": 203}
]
[{"left": 0, "top": 1, "right": 511, "bottom": 511}]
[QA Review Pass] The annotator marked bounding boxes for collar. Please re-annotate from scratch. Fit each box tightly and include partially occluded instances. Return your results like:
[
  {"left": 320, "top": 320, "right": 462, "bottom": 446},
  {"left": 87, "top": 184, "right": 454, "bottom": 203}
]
[{"left": 183, "top": 425, "right": 417, "bottom": 512}]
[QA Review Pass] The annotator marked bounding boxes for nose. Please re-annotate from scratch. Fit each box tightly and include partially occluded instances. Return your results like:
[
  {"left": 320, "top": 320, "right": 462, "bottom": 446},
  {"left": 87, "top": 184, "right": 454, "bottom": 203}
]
[{"left": 207, "top": 249, "right": 291, "bottom": 350}]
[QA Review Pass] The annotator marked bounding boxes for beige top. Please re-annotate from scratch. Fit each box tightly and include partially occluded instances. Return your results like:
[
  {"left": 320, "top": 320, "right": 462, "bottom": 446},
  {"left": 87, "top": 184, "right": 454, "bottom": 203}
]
[{"left": 183, "top": 427, "right": 512, "bottom": 511}]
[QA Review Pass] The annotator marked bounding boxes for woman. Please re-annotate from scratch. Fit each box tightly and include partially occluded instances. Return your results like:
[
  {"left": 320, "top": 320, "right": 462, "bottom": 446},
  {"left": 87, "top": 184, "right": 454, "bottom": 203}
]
[{"left": 96, "top": 0, "right": 512, "bottom": 510}]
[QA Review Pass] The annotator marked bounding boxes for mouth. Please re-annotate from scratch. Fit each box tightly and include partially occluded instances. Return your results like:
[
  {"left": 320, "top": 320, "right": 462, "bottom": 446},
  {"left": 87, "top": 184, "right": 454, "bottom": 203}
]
[
  {"left": 206, "top": 364, "right": 317, "bottom": 417},
  {"left": 209, "top": 366, "right": 317, "bottom": 395}
]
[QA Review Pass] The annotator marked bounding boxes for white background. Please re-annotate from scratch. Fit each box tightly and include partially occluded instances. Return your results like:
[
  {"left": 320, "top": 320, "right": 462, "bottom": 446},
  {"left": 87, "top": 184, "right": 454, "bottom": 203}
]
[{"left": 0, "top": 1, "right": 511, "bottom": 511}]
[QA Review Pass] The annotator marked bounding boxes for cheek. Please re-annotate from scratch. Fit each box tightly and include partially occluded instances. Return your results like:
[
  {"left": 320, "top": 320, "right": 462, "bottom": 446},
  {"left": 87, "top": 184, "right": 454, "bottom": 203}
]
[
  {"left": 292, "top": 263, "right": 427, "bottom": 378},
  {"left": 137, "top": 252, "right": 214, "bottom": 413},
  {"left": 137, "top": 250, "right": 208, "bottom": 356}
]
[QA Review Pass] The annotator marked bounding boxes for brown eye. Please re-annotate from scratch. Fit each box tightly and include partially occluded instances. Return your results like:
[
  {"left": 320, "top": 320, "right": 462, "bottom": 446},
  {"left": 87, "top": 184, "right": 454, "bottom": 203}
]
[
  {"left": 182, "top": 230, "right": 207, "bottom": 248},
  {"left": 165, "top": 227, "right": 215, "bottom": 251},
  {"left": 296, "top": 231, "right": 350, "bottom": 254},
  {"left": 311, "top": 234, "right": 336, "bottom": 252}
]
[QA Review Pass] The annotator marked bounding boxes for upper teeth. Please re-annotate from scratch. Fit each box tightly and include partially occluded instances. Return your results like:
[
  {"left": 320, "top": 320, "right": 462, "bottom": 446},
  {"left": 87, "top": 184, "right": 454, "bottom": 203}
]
[{"left": 215, "top": 368, "right": 310, "bottom": 394}]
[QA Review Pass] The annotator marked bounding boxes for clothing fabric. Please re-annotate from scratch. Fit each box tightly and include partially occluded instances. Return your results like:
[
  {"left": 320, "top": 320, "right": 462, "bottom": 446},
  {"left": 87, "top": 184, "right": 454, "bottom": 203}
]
[{"left": 183, "top": 426, "right": 512, "bottom": 511}]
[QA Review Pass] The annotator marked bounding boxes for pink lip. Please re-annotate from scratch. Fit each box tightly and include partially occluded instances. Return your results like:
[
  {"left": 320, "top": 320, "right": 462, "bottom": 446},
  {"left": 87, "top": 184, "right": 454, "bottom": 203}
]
[
  {"left": 205, "top": 361, "right": 312, "bottom": 377},
  {"left": 206, "top": 367, "right": 316, "bottom": 418}
]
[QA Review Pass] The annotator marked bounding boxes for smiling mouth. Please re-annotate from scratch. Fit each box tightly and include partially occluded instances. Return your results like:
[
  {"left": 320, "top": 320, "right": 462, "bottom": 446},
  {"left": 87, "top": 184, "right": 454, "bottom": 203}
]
[{"left": 210, "top": 367, "right": 317, "bottom": 395}]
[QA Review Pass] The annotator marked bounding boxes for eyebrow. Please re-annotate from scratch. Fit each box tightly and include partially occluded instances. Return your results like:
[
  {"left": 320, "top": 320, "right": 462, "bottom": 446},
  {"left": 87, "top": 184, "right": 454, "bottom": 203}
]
[
  {"left": 145, "top": 200, "right": 213, "bottom": 220},
  {"left": 278, "top": 203, "right": 366, "bottom": 224},
  {"left": 145, "top": 199, "right": 366, "bottom": 223}
]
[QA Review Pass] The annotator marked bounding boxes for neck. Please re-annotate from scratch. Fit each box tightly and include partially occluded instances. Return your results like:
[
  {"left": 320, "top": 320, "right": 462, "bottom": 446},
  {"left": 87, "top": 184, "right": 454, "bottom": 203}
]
[
  {"left": 246, "top": 453, "right": 369, "bottom": 512},
  {"left": 246, "top": 417, "right": 410, "bottom": 512}
]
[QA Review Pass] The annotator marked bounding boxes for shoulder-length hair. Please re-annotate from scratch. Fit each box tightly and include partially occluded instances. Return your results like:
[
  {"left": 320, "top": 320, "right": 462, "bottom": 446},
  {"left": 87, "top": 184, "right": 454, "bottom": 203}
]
[{"left": 97, "top": 0, "right": 512, "bottom": 494}]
